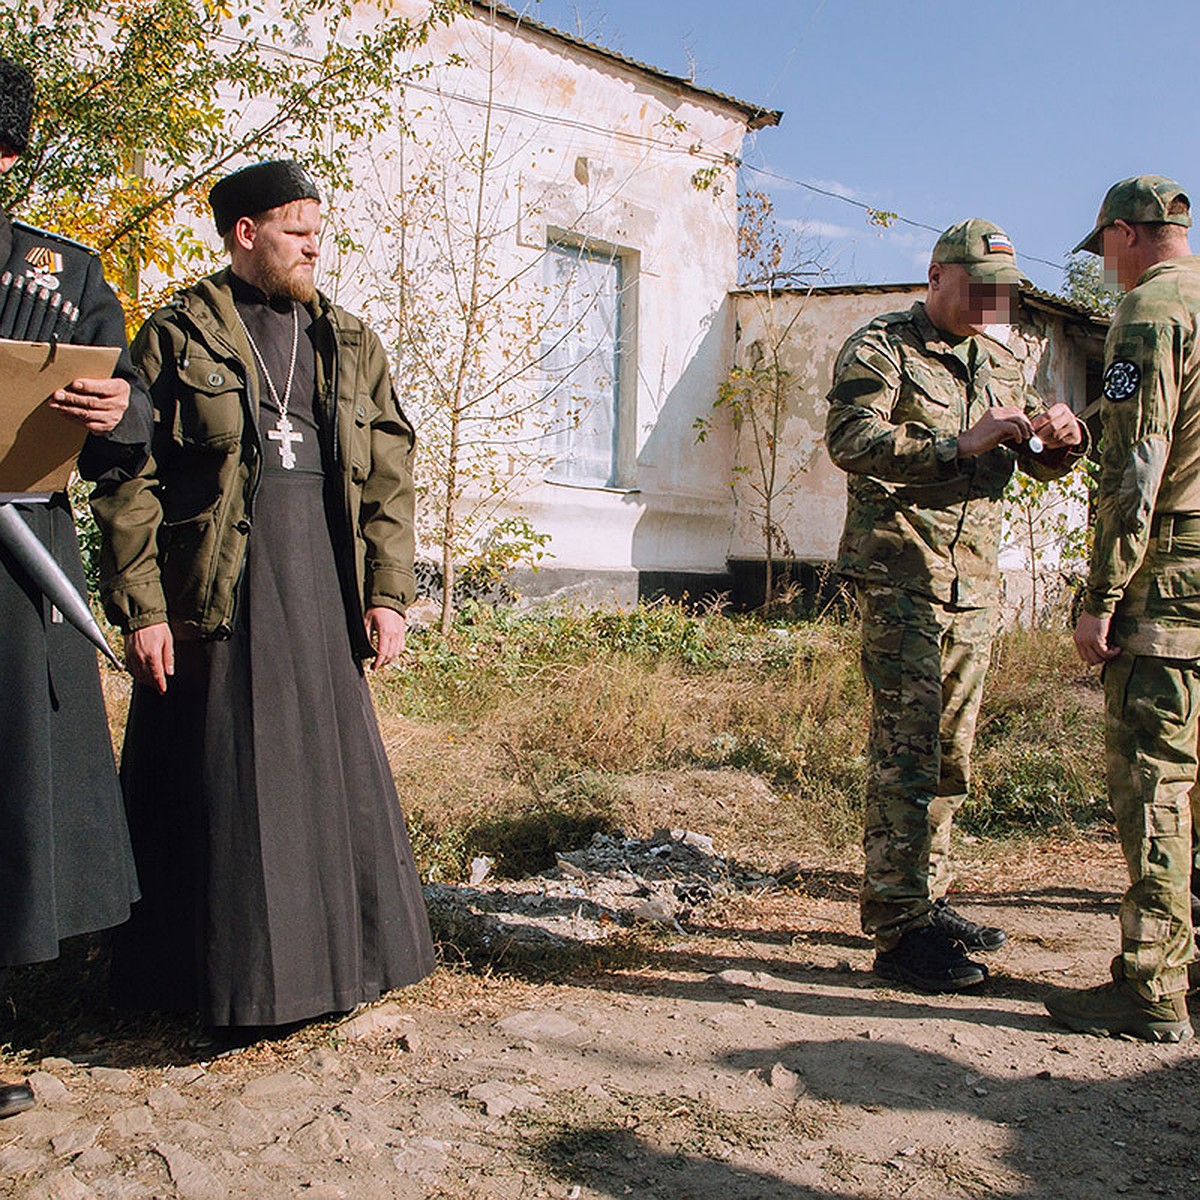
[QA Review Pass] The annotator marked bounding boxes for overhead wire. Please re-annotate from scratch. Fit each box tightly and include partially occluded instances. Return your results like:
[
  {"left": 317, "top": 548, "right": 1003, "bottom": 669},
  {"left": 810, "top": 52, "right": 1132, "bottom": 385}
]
[{"left": 740, "top": 162, "right": 1067, "bottom": 274}]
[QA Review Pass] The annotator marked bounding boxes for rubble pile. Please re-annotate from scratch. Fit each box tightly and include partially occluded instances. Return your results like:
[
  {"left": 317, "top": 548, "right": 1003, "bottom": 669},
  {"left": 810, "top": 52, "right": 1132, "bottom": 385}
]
[{"left": 424, "top": 829, "right": 779, "bottom": 960}]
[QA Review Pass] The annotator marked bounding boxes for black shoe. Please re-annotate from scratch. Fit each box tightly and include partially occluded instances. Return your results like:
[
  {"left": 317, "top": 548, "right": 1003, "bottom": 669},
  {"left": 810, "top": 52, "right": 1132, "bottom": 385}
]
[
  {"left": 874, "top": 924, "right": 988, "bottom": 993},
  {"left": 0, "top": 1083, "right": 34, "bottom": 1119},
  {"left": 929, "top": 898, "right": 1006, "bottom": 952}
]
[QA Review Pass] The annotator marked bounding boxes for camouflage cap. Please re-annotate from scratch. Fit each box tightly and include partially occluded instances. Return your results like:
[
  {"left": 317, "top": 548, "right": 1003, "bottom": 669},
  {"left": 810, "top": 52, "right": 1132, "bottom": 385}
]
[
  {"left": 1073, "top": 175, "right": 1192, "bottom": 256},
  {"left": 930, "top": 219, "right": 1025, "bottom": 285}
]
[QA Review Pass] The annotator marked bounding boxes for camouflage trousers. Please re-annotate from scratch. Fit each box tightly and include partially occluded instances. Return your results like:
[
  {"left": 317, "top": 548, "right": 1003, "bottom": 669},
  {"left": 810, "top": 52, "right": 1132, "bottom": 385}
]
[
  {"left": 856, "top": 585, "right": 995, "bottom": 949},
  {"left": 1105, "top": 653, "right": 1199, "bottom": 999}
]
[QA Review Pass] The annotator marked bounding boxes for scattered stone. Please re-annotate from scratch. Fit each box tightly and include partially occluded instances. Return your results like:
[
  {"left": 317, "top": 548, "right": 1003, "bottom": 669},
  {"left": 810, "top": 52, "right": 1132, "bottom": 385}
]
[
  {"left": 466, "top": 1081, "right": 546, "bottom": 1118},
  {"left": 145, "top": 1084, "right": 187, "bottom": 1113},
  {"left": 712, "top": 968, "right": 773, "bottom": 989},
  {"left": 950, "top": 1029, "right": 984, "bottom": 1050},
  {"left": 27, "top": 1167, "right": 96, "bottom": 1200},
  {"left": 306, "top": 1048, "right": 344, "bottom": 1075},
  {"left": 89, "top": 1068, "right": 137, "bottom": 1093},
  {"left": 765, "top": 1062, "right": 802, "bottom": 1092},
  {"left": 106, "top": 1106, "right": 154, "bottom": 1138},
  {"left": 425, "top": 827, "right": 777, "bottom": 954},
  {"left": 336, "top": 1002, "right": 413, "bottom": 1041},
  {"left": 469, "top": 856, "right": 494, "bottom": 885},
  {"left": 71, "top": 1148, "right": 115, "bottom": 1173},
  {"left": 290, "top": 1114, "right": 349, "bottom": 1160},
  {"left": 671, "top": 828, "right": 715, "bottom": 855},
  {"left": 155, "top": 1142, "right": 226, "bottom": 1200},
  {"left": 171, "top": 1120, "right": 218, "bottom": 1143},
  {"left": 28, "top": 1072, "right": 72, "bottom": 1105},
  {"left": 391, "top": 1137, "right": 449, "bottom": 1180},
  {"left": 40, "top": 1058, "right": 78, "bottom": 1073},
  {"left": 241, "top": 1071, "right": 313, "bottom": 1101},
  {"left": 212, "top": 1099, "right": 271, "bottom": 1148},
  {"left": 6, "top": 1110, "right": 75, "bottom": 1139},
  {"left": 496, "top": 1010, "right": 581, "bottom": 1042},
  {"left": 629, "top": 894, "right": 681, "bottom": 927},
  {"left": 397, "top": 1030, "right": 423, "bottom": 1054},
  {"left": 51, "top": 1124, "right": 101, "bottom": 1157},
  {"left": 858, "top": 1030, "right": 882, "bottom": 1041},
  {"left": 0, "top": 1145, "right": 46, "bottom": 1175}
]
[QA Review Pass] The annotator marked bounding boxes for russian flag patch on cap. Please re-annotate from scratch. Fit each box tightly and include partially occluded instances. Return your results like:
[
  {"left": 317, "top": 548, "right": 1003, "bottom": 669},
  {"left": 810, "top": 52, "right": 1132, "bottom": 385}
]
[{"left": 984, "top": 233, "right": 1014, "bottom": 255}]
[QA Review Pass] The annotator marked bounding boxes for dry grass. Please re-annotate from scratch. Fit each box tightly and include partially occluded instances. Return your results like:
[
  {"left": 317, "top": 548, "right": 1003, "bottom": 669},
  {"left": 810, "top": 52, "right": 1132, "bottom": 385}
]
[
  {"left": 99, "top": 604, "right": 1107, "bottom": 885},
  {"left": 366, "top": 606, "right": 1106, "bottom": 882}
]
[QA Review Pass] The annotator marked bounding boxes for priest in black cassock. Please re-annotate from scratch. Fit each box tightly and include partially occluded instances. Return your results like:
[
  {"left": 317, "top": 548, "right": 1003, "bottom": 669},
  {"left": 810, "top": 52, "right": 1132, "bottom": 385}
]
[
  {"left": 93, "top": 161, "right": 435, "bottom": 1034},
  {"left": 0, "top": 58, "right": 150, "bottom": 1119}
]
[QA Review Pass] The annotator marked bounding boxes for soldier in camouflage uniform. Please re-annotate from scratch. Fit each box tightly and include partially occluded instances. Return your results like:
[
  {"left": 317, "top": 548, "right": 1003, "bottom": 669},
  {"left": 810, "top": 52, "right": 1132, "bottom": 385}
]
[
  {"left": 1046, "top": 176, "right": 1200, "bottom": 1042},
  {"left": 826, "top": 219, "right": 1087, "bottom": 992}
]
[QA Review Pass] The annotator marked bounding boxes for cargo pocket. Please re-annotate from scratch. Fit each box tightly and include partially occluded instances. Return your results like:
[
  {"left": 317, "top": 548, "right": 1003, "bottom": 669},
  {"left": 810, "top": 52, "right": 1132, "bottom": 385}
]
[
  {"left": 176, "top": 360, "right": 243, "bottom": 452},
  {"left": 159, "top": 508, "right": 219, "bottom": 622},
  {"left": 1148, "top": 561, "right": 1200, "bottom": 623}
]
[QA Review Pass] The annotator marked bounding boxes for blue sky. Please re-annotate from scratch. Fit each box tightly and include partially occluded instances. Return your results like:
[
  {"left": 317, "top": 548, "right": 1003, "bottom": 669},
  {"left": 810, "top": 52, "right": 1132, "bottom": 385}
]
[{"left": 525, "top": 0, "right": 1200, "bottom": 294}]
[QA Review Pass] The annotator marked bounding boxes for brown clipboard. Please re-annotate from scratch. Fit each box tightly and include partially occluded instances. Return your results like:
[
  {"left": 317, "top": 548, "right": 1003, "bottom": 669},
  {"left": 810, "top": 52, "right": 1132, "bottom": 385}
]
[{"left": 0, "top": 339, "right": 121, "bottom": 493}]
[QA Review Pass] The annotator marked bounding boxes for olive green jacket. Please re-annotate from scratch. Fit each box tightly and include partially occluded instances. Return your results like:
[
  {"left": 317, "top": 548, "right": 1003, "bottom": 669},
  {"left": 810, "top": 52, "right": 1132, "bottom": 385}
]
[
  {"left": 92, "top": 269, "right": 416, "bottom": 659},
  {"left": 825, "top": 303, "right": 1085, "bottom": 609},
  {"left": 1085, "top": 256, "right": 1200, "bottom": 656}
]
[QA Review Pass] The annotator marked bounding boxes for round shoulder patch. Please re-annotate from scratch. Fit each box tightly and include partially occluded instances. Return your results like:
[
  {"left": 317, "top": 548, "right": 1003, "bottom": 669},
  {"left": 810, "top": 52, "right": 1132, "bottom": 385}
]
[{"left": 1103, "top": 359, "right": 1141, "bottom": 402}]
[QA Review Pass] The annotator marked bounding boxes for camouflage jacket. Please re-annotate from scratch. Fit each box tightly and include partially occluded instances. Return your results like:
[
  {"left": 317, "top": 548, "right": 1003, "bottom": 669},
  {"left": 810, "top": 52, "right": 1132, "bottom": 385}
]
[
  {"left": 1085, "top": 256, "right": 1200, "bottom": 657},
  {"left": 825, "top": 302, "right": 1079, "bottom": 609}
]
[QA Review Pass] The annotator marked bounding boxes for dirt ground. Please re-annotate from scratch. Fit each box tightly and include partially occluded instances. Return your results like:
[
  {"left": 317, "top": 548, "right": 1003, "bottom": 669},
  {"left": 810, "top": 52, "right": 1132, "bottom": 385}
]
[{"left": 3, "top": 810, "right": 1199, "bottom": 1200}]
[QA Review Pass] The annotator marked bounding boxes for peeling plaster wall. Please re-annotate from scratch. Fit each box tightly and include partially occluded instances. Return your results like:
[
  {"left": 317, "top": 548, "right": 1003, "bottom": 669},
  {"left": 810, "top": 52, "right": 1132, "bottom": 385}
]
[
  {"left": 727, "top": 286, "right": 924, "bottom": 564},
  {"left": 730, "top": 287, "right": 1105, "bottom": 620}
]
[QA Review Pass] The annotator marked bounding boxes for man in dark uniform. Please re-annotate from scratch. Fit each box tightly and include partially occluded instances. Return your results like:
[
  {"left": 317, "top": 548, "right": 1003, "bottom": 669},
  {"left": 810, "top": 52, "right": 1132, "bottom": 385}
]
[{"left": 0, "top": 57, "right": 151, "bottom": 1118}]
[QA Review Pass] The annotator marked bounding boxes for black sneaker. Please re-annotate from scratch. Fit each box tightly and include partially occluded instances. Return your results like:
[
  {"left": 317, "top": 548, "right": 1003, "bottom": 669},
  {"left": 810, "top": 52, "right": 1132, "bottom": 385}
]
[
  {"left": 874, "top": 924, "right": 988, "bottom": 993},
  {"left": 929, "top": 898, "right": 1006, "bottom": 952}
]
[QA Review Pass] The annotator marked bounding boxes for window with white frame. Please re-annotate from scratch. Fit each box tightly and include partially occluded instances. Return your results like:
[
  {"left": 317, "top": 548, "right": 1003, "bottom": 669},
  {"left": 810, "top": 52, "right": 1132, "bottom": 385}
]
[{"left": 540, "top": 239, "right": 631, "bottom": 487}]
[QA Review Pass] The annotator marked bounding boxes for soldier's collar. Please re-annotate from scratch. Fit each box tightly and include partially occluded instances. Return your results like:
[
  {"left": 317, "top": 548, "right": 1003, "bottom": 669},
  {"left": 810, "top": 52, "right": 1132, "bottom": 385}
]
[{"left": 911, "top": 302, "right": 964, "bottom": 356}]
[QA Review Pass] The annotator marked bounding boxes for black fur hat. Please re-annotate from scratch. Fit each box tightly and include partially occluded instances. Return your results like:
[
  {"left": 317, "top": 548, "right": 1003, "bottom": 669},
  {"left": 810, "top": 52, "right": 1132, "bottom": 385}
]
[
  {"left": 0, "top": 58, "right": 34, "bottom": 156},
  {"left": 208, "top": 160, "right": 321, "bottom": 235}
]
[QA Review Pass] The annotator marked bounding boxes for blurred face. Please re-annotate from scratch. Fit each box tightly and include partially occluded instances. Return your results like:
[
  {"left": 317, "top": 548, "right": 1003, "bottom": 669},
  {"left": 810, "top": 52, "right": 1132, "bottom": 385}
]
[
  {"left": 236, "top": 198, "right": 321, "bottom": 301},
  {"left": 928, "top": 262, "right": 1017, "bottom": 336},
  {"left": 1101, "top": 221, "right": 1139, "bottom": 292},
  {"left": 0, "top": 145, "right": 17, "bottom": 174}
]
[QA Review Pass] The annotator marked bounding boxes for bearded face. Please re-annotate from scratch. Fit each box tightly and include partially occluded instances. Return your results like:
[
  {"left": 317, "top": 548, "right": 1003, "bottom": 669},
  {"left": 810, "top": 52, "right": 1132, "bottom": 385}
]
[{"left": 241, "top": 199, "right": 320, "bottom": 302}]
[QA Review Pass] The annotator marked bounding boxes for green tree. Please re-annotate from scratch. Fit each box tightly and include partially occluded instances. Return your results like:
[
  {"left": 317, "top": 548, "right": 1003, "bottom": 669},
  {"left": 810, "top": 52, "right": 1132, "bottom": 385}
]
[
  {"left": 696, "top": 186, "right": 824, "bottom": 611},
  {"left": 0, "top": 0, "right": 459, "bottom": 326},
  {"left": 1062, "top": 251, "right": 1121, "bottom": 317}
]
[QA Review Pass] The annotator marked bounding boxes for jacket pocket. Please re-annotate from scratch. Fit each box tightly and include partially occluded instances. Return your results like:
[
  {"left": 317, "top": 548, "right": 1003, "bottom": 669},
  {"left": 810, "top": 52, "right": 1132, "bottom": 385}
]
[
  {"left": 1148, "top": 561, "right": 1200, "bottom": 621},
  {"left": 159, "top": 507, "right": 219, "bottom": 623},
  {"left": 175, "top": 359, "right": 244, "bottom": 451},
  {"left": 348, "top": 399, "right": 375, "bottom": 484}
]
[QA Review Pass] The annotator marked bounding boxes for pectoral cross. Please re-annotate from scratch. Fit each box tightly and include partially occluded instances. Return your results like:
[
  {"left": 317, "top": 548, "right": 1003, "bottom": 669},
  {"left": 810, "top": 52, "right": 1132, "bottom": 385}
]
[{"left": 268, "top": 414, "right": 303, "bottom": 470}]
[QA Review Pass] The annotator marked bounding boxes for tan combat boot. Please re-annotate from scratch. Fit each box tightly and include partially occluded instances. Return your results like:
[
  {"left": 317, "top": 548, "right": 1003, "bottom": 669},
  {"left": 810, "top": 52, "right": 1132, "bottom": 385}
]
[{"left": 1045, "top": 958, "right": 1192, "bottom": 1043}]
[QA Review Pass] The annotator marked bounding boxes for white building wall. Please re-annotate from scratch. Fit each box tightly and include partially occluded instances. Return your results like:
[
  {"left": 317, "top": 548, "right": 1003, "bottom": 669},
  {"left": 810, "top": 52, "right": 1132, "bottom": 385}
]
[
  {"left": 730, "top": 286, "right": 1104, "bottom": 620},
  {"left": 320, "top": 1, "right": 754, "bottom": 584}
]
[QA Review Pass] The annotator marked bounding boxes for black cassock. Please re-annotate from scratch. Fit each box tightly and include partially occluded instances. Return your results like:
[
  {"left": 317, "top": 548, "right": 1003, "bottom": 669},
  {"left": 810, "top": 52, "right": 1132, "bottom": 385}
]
[
  {"left": 112, "top": 279, "right": 434, "bottom": 1027},
  {"left": 0, "top": 212, "right": 149, "bottom": 968}
]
